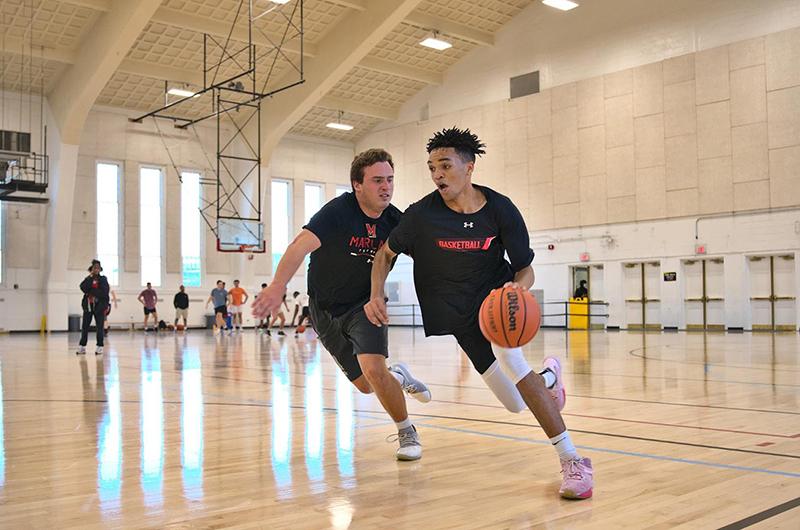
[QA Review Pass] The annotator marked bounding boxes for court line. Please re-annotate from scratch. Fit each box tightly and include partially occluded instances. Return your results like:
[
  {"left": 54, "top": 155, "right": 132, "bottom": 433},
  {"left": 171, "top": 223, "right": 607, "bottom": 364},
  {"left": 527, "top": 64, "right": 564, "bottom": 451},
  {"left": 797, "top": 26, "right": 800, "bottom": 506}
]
[
  {"left": 388, "top": 410, "right": 800, "bottom": 460},
  {"left": 628, "top": 346, "right": 800, "bottom": 373},
  {"left": 410, "top": 420, "right": 800, "bottom": 479},
  {"left": 717, "top": 496, "right": 800, "bottom": 529},
  {"left": 431, "top": 398, "right": 800, "bottom": 439},
  {"left": 424, "top": 381, "right": 800, "bottom": 415}
]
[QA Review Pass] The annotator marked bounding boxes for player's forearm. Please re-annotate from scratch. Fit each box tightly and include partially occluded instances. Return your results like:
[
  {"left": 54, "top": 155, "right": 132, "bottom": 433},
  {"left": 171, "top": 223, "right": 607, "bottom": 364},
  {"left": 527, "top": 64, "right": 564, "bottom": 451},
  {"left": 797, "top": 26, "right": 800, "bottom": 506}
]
[
  {"left": 514, "top": 266, "right": 535, "bottom": 290},
  {"left": 272, "top": 243, "right": 308, "bottom": 290},
  {"left": 370, "top": 246, "right": 393, "bottom": 299}
]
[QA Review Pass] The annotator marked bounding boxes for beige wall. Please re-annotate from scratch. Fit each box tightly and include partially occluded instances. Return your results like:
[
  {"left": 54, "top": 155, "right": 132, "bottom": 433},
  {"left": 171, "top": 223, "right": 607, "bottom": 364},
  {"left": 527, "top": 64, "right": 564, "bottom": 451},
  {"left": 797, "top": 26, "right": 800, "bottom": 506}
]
[{"left": 358, "top": 28, "right": 800, "bottom": 231}]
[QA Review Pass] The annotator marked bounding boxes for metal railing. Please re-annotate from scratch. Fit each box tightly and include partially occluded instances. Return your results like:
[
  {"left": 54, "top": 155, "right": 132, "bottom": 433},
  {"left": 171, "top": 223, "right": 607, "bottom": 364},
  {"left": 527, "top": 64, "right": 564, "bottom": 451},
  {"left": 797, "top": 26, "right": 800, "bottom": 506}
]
[
  {"left": 386, "top": 304, "right": 423, "bottom": 327},
  {"left": 541, "top": 299, "right": 610, "bottom": 329}
]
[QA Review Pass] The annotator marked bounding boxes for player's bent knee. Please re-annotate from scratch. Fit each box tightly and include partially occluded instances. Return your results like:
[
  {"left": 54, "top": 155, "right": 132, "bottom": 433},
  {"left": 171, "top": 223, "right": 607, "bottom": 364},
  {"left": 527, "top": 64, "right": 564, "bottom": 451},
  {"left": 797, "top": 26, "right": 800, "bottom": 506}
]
[{"left": 491, "top": 345, "right": 533, "bottom": 385}]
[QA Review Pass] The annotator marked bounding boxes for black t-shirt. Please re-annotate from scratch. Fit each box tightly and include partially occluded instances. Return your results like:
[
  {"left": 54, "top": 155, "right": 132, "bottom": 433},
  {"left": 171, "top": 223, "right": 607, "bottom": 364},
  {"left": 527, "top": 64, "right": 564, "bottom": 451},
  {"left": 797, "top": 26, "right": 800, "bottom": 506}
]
[
  {"left": 174, "top": 292, "right": 189, "bottom": 309},
  {"left": 305, "top": 192, "right": 402, "bottom": 316},
  {"left": 388, "top": 184, "right": 534, "bottom": 336}
]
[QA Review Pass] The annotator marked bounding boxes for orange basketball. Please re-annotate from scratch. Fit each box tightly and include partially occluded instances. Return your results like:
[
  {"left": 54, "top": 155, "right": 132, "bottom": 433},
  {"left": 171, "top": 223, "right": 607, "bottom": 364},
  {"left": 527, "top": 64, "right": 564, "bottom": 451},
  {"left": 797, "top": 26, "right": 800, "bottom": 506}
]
[
  {"left": 176, "top": 324, "right": 185, "bottom": 331},
  {"left": 479, "top": 287, "right": 541, "bottom": 348},
  {"left": 296, "top": 325, "right": 306, "bottom": 333}
]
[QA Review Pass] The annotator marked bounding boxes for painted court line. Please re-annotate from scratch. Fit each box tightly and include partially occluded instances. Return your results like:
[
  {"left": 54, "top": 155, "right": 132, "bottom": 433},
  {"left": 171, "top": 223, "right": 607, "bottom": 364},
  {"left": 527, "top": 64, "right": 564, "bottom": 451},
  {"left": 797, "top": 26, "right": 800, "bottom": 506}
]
[{"left": 412, "top": 420, "right": 800, "bottom": 479}]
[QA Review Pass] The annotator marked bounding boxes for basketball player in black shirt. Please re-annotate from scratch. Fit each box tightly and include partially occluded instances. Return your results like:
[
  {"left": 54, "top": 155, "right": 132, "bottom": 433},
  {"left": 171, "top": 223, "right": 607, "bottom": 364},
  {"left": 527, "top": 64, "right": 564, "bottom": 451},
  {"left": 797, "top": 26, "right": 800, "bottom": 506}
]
[
  {"left": 365, "top": 128, "right": 594, "bottom": 499},
  {"left": 252, "top": 148, "right": 430, "bottom": 461}
]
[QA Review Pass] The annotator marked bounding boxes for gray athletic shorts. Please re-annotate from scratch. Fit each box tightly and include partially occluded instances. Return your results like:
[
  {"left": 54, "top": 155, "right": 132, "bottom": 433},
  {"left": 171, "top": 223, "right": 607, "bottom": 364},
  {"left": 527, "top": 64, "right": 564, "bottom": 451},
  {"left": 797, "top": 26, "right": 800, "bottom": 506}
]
[{"left": 309, "top": 299, "right": 388, "bottom": 381}]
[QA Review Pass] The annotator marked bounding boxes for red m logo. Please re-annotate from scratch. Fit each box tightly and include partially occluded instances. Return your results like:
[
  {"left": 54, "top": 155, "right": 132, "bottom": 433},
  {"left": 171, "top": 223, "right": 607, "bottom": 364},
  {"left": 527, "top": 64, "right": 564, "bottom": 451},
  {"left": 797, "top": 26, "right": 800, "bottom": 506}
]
[{"left": 365, "top": 223, "right": 377, "bottom": 238}]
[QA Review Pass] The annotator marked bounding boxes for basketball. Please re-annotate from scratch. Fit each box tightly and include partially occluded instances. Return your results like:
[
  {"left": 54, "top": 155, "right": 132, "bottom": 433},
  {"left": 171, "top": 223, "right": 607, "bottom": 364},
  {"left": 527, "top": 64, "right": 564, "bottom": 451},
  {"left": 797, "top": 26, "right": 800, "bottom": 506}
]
[
  {"left": 176, "top": 324, "right": 185, "bottom": 331},
  {"left": 479, "top": 287, "right": 541, "bottom": 348},
  {"left": 296, "top": 325, "right": 306, "bottom": 333}
]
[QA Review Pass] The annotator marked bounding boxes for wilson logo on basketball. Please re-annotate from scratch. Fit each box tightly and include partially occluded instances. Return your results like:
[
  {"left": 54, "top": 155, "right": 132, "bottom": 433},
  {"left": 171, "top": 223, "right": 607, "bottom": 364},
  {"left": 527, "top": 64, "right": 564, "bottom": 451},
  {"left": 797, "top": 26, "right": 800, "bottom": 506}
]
[
  {"left": 436, "top": 236, "right": 495, "bottom": 251},
  {"left": 506, "top": 290, "right": 519, "bottom": 331}
]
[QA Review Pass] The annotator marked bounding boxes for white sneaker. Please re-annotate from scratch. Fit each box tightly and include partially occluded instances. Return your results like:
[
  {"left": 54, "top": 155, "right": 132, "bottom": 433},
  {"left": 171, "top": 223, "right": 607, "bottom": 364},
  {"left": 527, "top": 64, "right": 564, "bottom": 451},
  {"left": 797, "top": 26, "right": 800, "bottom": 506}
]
[
  {"left": 95, "top": 346, "right": 103, "bottom": 355},
  {"left": 390, "top": 363, "right": 432, "bottom": 403},
  {"left": 76, "top": 345, "right": 86, "bottom": 355},
  {"left": 390, "top": 426, "right": 422, "bottom": 461}
]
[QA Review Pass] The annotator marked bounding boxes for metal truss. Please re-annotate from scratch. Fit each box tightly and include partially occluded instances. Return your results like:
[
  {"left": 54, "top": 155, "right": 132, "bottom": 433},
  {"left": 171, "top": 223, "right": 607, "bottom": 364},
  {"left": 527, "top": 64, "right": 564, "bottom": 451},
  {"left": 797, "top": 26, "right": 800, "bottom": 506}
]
[{"left": 130, "top": 0, "right": 305, "bottom": 245}]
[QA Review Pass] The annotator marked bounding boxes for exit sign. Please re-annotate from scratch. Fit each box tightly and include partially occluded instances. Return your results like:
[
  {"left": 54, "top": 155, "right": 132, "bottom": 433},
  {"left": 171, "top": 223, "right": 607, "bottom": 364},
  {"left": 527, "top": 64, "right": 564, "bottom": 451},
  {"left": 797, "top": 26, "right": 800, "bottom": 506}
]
[
  {"left": 579, "top": 252, "right": 590, "bottom": 262},
  {"left": 695, "top": 243, "right": 707, "bottom": 255}
]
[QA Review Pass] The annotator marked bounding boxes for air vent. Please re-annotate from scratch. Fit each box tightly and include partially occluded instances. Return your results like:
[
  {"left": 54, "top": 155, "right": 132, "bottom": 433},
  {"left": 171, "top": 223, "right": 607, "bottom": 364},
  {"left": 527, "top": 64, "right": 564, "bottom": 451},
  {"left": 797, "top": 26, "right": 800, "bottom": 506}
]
[
  {"left": 0, "top": 130, "right": 31, "bottom": 154},
  {"left": 510, "top": 71, "right": 540, "bottom": 99}
]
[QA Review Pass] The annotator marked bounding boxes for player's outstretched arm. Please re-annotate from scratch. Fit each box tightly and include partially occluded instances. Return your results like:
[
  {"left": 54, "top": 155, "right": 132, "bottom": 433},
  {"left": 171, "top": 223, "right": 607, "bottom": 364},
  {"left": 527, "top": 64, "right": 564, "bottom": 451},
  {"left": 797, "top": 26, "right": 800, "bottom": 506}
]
[
  {"left": 252, "top": 229, "right": 321, "bottom": 319},
  {"left": 364, "top": 244, "right": 396, "bottom": 327}
]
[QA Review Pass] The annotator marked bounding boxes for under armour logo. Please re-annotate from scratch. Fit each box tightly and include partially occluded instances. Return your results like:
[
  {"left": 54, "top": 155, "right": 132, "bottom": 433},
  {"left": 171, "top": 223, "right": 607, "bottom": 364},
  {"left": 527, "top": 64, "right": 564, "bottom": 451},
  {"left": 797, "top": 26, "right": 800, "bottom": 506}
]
[{"left": 464, "top": 222, "right": 474, "bottom": 228}]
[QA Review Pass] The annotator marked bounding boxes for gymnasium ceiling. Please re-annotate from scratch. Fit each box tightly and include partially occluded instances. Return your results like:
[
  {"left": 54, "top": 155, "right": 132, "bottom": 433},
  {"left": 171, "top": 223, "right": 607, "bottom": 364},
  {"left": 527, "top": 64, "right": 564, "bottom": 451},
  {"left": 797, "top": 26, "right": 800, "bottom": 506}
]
[{"left": 0, "top": 0, "right": 534, "bottom": 142}]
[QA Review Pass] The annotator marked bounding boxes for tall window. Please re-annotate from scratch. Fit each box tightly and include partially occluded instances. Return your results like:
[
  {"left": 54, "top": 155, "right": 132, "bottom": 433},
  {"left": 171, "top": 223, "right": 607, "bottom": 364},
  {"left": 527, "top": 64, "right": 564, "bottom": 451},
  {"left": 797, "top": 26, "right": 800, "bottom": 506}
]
[
  {"left": 271, "top": 179, "right": 291, "bottom": 273},
  {"left": 304, "top": 182, "right": 325, "bottom": 223},
  {"left": 181, "top": 171, "right": 202, "bottom": 287},
  {"left": 96, "top": 163, "right": 120, "bottom": 286},
  {"left": 140, "top": 167, "right": 162, "bottom": 286},
  {"left": 335, "top": 185, "right": 349, "bottom": 197}
]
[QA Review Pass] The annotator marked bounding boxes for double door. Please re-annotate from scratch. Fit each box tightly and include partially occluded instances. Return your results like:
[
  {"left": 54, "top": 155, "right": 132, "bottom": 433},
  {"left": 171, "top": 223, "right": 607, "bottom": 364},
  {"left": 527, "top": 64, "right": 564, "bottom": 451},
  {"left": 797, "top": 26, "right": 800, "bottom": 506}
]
[
  {"left": 684, "top": 258, "right": 725, "bottom": 330},
  {"left": 624, "top": 261, "right": 661, "bottom": 330},
  {"left": 749, "top": 255, "right": 796, "bottom": 331}
]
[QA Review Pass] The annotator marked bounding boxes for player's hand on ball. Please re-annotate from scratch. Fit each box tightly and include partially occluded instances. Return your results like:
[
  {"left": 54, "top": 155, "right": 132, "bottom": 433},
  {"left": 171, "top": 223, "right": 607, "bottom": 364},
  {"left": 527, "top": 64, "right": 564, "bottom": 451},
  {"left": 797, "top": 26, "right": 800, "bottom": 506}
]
[{"left": 364, "top": 297, "right": 389, "bottom": 327}]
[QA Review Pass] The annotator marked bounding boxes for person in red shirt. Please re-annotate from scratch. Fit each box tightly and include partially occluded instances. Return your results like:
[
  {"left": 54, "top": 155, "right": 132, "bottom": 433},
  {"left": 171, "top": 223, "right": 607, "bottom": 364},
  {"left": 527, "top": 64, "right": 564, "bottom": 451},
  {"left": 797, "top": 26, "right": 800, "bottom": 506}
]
[{"left": 137, "top": 282, "right": 159, "bottom": 332}]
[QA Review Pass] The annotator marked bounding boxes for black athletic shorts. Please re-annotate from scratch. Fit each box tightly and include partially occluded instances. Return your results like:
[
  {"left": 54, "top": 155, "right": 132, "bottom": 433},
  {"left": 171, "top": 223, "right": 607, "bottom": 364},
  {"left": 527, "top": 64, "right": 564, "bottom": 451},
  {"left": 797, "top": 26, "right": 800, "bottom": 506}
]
[
  {"left": 309, "top": 299, "right": 388, "bottom": 381},
  {"left": 453, "top": 322, "right": 497, "bottom": 375},
  {"left": 214, "top": 305, "right": 227, "bottom": 315},
  {"left": 144, "top": 307, "right": 157, "bottom": 315}
]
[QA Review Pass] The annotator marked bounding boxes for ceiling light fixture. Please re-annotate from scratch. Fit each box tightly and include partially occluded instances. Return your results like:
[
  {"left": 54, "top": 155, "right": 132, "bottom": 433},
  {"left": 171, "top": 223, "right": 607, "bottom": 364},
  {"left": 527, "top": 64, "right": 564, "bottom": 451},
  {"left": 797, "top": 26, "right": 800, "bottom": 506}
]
[
  {"left": 270, "top": 0, "right": 292, "bottom": 5},
  {"left": 419, "top": 31, "right": 452, "bottom": 51},
  {"left": 542, "top": 0, "right": 579, "bottom": 11},
  {"left": 167, "top": 87, "right": 199, "bottom": 98},
  {"left": 326, "top": 111, "right": 353, "bottom": 131}
]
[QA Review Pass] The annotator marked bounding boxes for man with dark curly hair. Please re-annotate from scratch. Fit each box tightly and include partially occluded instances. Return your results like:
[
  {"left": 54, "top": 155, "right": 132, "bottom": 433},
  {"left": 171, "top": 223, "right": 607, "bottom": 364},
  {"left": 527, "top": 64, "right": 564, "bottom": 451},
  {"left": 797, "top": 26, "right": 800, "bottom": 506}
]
[{"left": 365, "top": 127, "right": 594, "bottom": 499}]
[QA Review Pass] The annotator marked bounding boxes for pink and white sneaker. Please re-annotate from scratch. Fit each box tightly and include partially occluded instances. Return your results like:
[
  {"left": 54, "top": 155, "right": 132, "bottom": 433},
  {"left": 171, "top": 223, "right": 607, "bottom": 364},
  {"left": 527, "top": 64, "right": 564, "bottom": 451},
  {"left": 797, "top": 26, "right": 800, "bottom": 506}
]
[
  {"left": 542, "top": 356, "right": 566, "bottom": 411},
  {"left": 559, "top": 457, "right": 593, "bottom": 499}
]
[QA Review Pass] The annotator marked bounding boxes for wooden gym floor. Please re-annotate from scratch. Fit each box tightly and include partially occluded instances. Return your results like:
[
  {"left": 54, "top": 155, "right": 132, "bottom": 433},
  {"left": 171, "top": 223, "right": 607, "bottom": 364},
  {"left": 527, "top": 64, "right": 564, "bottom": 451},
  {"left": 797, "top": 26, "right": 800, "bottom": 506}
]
[{"left": 0, "top": 327, "right": 798, "bottom": 528}]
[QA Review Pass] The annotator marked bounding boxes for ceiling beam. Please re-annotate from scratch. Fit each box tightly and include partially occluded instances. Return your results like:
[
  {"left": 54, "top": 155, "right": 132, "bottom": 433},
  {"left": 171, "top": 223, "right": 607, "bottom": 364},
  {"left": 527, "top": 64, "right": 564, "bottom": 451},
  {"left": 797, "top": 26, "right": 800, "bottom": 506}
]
[
  {"left": 404, "top": 12, "right": 494, "bottom": 46},
  {"left": 0, "top": 38, "right": 78, "bottom": 64},
  {"left": 359, "top": 56, "right": 441, "bottom": 85},
  {"left": 258, "top": 0, "right": 425, "bottom": 160},
  {"left": 322, "top": 0, "right": 366, "bottom": 10},
  {"left": 49, "top": 0, "right": 162, "bottom": 143},
  {"left": 318, "top": 95, "right": 397, "bottom": 121}
]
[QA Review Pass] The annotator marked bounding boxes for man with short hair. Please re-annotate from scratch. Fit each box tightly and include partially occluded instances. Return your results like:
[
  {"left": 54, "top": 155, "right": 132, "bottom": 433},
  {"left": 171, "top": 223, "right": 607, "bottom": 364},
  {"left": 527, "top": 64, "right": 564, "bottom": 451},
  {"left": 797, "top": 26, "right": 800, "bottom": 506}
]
[
  {"left": 137, "top": 282, "right": 159, "bottom": 332},
  {"left": 206, "top": 280, "right": 228, "bottom": 335},
  {"left": 253, "top": 148, "right": 430, "bottom": 461},
  {"left": 366, "top": 128, "right": 594, "bottom": 499},
  {"left": 228, "top": 279, "right": 249, "bottom": 331},
  {"left": 173, "top": 285, "right": 189, "bottom": 330}
]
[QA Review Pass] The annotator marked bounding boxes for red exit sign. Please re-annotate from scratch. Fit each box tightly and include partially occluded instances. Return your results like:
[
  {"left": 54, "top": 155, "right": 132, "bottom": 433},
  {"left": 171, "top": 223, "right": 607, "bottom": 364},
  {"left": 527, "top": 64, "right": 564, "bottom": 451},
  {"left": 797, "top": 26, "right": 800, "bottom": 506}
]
[
  {"left": 579, "top": 252, "right": 590, "bottom": 262},
  {"left": 695, "top": 243, "right": 707, "bottom": 255}
]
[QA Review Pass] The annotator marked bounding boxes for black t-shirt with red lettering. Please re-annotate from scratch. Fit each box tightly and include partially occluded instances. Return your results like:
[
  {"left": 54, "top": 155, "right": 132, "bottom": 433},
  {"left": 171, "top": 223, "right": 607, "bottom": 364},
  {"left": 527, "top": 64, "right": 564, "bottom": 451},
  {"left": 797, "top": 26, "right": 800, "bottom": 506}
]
[
  {"left": 304, "top": 192, "right": 401, "bottom": 316},
  {"left": 388, "top": 184, "right": 534, "bottom": 336}
]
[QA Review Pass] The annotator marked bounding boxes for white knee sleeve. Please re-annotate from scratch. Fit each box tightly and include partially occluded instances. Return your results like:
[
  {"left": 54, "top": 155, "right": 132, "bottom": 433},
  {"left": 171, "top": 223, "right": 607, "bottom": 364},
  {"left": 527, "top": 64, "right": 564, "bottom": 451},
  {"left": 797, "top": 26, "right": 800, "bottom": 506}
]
[
  {"left": 491, "top": 344, "right": 533, "bottom": 385},
  {"left": 481, "top": 361, "right": 526, "bottom": 413}
]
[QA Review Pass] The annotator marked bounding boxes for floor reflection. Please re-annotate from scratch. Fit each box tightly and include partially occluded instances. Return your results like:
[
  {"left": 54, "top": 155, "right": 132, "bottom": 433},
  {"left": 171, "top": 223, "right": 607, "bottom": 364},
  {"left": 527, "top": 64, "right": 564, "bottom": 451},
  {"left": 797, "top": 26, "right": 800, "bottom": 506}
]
[
  {"left": 335, "top": 370, "right": 355, "bottom": 486},
  {"left": 305, "top": 347, "right": 324, "bottom": 490},
  {"left": 141, "top": 347, "right": 164, "bottom": 508},
  {"left": 97, "top": 357, "right": 121, "bottom": 508},
  {"left": 271, "top": 342, "right": 292, "bottom": 497},
  {"left": 0, "top": 361, "right": 5, "bottom": 487},
  {"left": 181, "top": 346, "right": 204, "bottom": 501}
]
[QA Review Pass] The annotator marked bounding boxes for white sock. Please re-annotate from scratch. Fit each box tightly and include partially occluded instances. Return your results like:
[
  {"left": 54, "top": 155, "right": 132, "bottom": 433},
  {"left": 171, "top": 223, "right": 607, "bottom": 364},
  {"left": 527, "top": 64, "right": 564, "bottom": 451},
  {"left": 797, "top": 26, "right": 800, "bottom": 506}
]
[
  {"left": 550, "top": 430, "right": 578, "bottom": 461},
  {"left": 395, "top": 417, "right": 412, "bottom": 431},
  {"left": 540, "top": 369, "right": 557, "bottom": 389}
]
